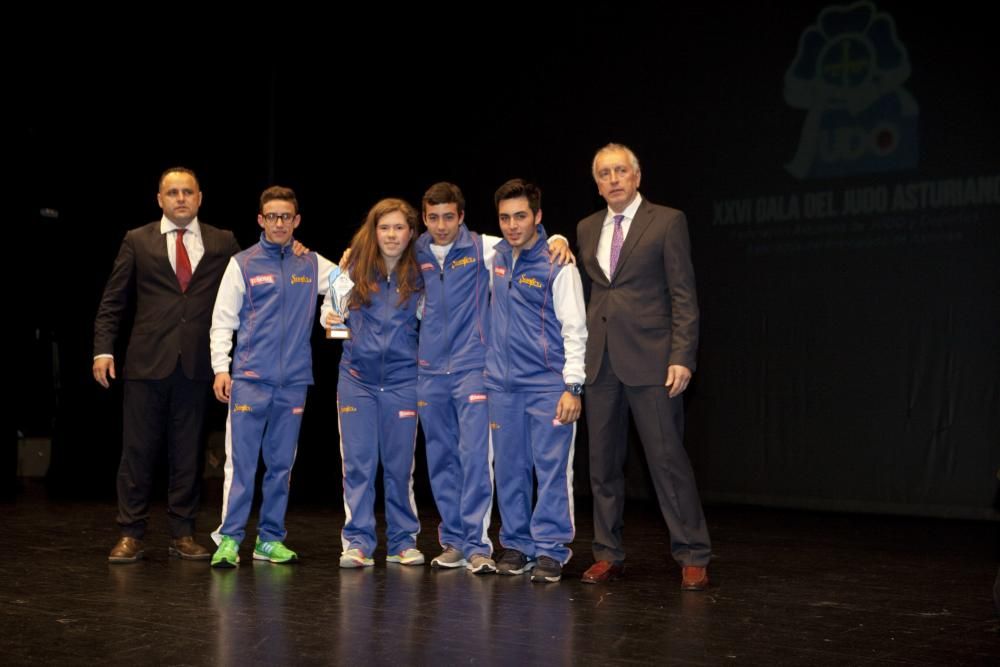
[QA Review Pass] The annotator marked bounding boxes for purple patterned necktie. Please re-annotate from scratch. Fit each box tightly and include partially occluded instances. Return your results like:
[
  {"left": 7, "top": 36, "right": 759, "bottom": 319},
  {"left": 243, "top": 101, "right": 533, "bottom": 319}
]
[{"left": 608, "top": 214, "right": 625, "bottom": 277}]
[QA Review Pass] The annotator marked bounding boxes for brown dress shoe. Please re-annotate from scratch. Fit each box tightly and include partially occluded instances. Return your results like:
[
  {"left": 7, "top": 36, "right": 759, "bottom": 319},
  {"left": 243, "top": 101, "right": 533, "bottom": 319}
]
[
  {"left": 681, "top": 565, "right": 709, "bottom": 591},
  {"left": 169, "top": 536, "right": 211, "bottom": 560},
  {"left": 109, "top": 537, "right": 144, "bottom": 563},
  {"left": 581, "top": 560, "right": 625, "bottom": 584}
]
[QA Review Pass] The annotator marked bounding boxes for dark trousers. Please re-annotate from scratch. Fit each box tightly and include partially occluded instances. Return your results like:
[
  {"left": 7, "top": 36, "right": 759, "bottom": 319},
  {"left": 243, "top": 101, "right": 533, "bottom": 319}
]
[
  {"left": 116, "top": 363, "right": 209, "bottom": 539},
  {"left": 586, "top": 348, "right": 711, "bottom": 566}
]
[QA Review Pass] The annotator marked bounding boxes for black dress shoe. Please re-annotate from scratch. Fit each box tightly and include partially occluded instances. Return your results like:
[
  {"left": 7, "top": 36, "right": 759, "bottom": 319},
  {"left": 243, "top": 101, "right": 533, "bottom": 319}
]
[
  {"left": 581, "top": 560, "right": 625, "bottom": 584},
  {"left": 169, "top": 536, "right": 211, "bottom": 560},
  {"left": 109, "top": 537, "right": 144, "bottom": 563}
]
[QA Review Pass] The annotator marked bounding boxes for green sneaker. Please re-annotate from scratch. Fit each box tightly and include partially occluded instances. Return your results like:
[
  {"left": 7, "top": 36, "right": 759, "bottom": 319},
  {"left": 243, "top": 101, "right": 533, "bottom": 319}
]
[
  {"left": 211, "top": 536, "right": 240, "bottom": 568},
  {"left": 253, "top": 537, "right": 298, "bottom": 564}
]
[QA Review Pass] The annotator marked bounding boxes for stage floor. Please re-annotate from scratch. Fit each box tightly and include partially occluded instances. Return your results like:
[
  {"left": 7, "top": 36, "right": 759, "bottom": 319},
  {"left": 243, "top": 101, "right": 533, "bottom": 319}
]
[{"left": 3, "top": 487, "right": 997, "bottom": 665}]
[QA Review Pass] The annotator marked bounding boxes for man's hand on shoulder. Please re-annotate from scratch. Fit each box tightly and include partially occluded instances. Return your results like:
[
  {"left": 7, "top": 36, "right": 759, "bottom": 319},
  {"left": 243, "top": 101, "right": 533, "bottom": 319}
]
[{"left": 548, "top": 236, "right": 576, "bottom": 266}]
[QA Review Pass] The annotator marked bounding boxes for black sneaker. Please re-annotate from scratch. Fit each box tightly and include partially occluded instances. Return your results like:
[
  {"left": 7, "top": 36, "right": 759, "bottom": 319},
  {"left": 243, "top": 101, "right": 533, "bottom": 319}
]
[
  {"left": 531, "top": 556, "right": 562, "bottom": 583},
  {"left": 496, "top": 549, "right": 535, "bottom": 575}
]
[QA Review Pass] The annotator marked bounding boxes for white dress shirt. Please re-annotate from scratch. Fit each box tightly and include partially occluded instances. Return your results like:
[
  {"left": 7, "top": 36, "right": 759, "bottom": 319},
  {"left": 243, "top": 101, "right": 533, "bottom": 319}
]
[
  {"left": 94, "top": 217, "right": 206, "bottom": 362},
  {"left": 162, "top": 216, "right": 205, "bottom": 272},
  {"left": 595, "top": 194, "right": 643, "bottom": 279}
]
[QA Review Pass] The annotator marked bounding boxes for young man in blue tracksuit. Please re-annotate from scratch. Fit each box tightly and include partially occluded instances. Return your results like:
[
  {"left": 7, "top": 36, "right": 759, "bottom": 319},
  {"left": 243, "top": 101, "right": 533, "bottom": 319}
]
[
  {"left": 416, "top": 182, "right": 573, "bottom": 573},
  {"left": 209, "top": 186, "right": 335, "bottom": 567},
  {"left": 325, "top": 198, "right": 424, "bottom": 569},
  {"left": 485, "top": 179, "right": 587, "bottom": 583}
]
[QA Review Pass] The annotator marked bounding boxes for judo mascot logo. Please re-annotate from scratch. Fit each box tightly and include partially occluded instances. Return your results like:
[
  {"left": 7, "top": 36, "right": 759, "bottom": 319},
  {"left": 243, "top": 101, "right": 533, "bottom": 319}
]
[{"left": 785, "top": 1, "right": 918, "bottom": 179}]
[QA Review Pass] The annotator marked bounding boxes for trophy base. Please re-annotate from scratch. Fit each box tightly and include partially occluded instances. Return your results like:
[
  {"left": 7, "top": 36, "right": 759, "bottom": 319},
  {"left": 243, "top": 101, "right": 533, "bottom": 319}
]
[{"left": 327, "top": 328, "right": 351, "bottom": 340}]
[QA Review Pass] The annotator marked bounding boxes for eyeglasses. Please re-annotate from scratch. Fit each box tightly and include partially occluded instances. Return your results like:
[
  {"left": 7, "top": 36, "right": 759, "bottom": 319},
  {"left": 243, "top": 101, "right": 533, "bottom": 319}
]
[
  {"left": 596, "top": 165, "right": 632, "bottom": 182},
  {"left": 262, "top": 212, "right": 296, "bottom": 223}
]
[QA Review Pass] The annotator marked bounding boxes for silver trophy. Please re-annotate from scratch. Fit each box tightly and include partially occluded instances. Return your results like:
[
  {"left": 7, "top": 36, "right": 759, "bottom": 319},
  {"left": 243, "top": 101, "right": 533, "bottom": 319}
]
[{"left": 326, "top": 266, "right": 352, "bottom": 340}]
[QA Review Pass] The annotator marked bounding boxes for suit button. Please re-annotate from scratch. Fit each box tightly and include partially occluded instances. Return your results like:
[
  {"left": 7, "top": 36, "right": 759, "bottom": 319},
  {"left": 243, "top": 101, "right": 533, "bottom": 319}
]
[{"left": 601, "top": 316, "right": 607, "bottom": 322}]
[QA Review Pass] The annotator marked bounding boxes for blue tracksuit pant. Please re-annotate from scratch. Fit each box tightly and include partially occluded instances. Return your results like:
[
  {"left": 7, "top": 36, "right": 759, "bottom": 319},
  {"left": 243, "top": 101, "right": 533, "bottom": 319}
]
[
  {"left": 337, "top": 372, "right": 420, "bottom": 556},
  {"left": 490, "top": 389, "right": 575, "bottom": 563},
  {"left": 419, "top": 369, "right": 494, "bottom": 557},
  {"left": 213, "top": 379, "right": 307, "bottom": 544}
]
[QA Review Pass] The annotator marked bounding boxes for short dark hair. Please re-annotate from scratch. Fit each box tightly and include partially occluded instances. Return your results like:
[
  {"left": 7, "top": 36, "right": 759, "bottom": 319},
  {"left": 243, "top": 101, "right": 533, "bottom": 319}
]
[
  {"left": 159, "top": 167, "right": 199, "bottom": 190},
  {"left": 260, "top": 185, "right": 299, "bottom": 215},
  {"left": 422, "top": 182, "right": 465, "bottom": 215},
  {"left": 494, "top": 178, "right": 541, "bottom": 214}
]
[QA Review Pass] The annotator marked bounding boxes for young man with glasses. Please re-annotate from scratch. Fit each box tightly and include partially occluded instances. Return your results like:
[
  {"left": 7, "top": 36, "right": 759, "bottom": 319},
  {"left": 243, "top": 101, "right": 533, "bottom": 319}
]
[{"left": 207, "top": 186, "right": 335, "bottom": 568}]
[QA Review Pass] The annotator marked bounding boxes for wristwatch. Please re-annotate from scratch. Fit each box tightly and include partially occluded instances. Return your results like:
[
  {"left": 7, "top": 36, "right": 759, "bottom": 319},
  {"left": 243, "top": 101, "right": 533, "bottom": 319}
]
[{"left": 565, "top": 383, "right": 584, "bottom": 396}]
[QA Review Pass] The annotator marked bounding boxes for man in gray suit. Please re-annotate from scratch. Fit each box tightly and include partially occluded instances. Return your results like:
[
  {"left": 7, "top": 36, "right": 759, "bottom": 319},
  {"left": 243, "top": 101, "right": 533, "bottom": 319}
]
[
  {"left": 576, "top": 143, "right": 711, "bottom": 590},
  {"left": 94, "top": 167, "right": 240, "bottom": 563}
]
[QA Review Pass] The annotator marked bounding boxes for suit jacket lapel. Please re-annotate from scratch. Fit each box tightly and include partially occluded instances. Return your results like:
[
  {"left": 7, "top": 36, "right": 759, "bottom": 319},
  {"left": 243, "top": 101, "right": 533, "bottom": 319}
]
[
  {"left": 148, "top": 223, "right": 175, "bottom": 278},
  {"left": 190, "top": 226, "right": 211, "bottom": 282},
  {"left": 584, "top": 214, "right": 609, "bottom": 286}
]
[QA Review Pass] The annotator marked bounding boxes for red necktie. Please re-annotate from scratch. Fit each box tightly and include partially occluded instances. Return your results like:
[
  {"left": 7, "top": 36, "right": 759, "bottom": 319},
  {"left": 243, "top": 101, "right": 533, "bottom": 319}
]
[{"left": 175, "top": 228, "right": 192, "bottom": 292}]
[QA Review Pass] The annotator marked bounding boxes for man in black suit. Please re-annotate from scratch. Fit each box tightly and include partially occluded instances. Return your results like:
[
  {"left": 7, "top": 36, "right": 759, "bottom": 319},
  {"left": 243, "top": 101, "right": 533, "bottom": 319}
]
[
  {"left": 576, "top": 144, "right": 711, "bottom": 590},
  {"left": 93, "top": 167, "right": 240, "bottom": 563}
]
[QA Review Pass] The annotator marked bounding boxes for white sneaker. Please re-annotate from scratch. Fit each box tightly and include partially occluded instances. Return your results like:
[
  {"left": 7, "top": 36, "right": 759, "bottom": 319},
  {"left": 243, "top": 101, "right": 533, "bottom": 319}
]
[
  {"left": 466, "top": 554, "right": 497, "bottom": 574},
  {"left": 339, "top": 548, "right": 374, "bottom": 568},
  {"left": 386, "top": 547, "right": 425, "bottom": 566},
  {"left": 430, "top": 546, "right": 466, "bottom": 569}
]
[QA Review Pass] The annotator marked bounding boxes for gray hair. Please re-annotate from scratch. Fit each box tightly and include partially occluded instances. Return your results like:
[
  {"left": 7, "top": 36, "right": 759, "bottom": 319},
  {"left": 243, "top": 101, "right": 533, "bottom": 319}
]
[{"left": 591, "top": 143, "right": 641, "bottom": 181}]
